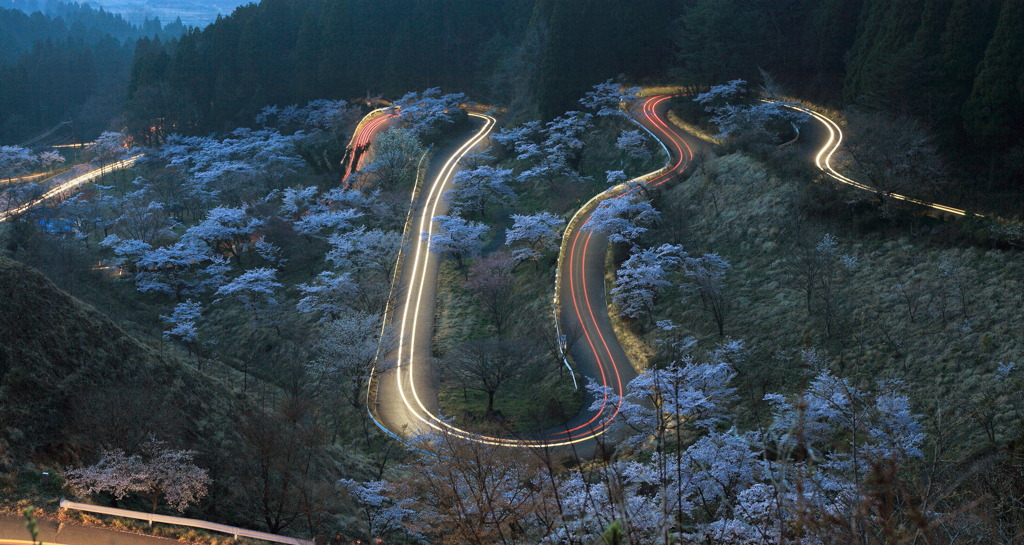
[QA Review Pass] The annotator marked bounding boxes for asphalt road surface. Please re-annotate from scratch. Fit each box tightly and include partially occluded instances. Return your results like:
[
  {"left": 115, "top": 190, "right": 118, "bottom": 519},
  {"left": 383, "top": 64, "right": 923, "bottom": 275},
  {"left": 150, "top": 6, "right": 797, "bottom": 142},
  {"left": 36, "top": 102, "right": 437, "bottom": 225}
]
[{"left": 0, "top": 513, "right": 177, "bottom": 545}]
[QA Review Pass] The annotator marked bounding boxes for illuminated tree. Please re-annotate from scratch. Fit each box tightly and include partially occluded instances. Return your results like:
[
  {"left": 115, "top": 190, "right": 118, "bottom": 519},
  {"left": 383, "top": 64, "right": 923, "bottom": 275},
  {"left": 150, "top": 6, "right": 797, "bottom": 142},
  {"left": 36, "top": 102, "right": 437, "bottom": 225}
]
[{"left": 64, "top": 438, "right": 210, "bottom": 513}]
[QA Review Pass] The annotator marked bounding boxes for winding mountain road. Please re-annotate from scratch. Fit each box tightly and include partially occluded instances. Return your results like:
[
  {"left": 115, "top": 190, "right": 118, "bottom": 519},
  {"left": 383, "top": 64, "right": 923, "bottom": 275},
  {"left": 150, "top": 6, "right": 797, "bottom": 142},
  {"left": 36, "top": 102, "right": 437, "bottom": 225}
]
[
  {"left": 788, "top": 103, "right": 970, "bottom": 217},
  {"left": 0, "top": 155, "right": 141, "bottom": 223},
  {"left": 368, "top": 95, "right": 705, "bottom": 449}
]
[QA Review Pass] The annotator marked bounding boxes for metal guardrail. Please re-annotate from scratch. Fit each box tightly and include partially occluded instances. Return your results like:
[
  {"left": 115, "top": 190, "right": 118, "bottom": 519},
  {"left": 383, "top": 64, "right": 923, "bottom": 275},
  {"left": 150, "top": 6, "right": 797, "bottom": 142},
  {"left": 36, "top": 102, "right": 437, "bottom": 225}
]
[{"left": 59, "top": 499, "right": 313, "bottom": 545}]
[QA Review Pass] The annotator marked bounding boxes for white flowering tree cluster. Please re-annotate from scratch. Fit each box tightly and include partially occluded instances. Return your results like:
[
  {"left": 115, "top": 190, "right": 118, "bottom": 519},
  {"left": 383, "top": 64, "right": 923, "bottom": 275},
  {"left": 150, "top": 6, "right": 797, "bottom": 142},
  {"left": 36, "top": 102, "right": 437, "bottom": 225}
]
[
  {"left": 89, "top": 132, "right": 130, "bottom": 165},
  {"left": 339, "top": 479, "right": 418, "bottom": 542},
  {"left": 0, "top": 145, "right": 39, "bottom": 181},
  {"left": 349, "top": 344, "right": 927, "bottom": 545},
  {"left": 389, "top": 87, "right": 469, "bottom": 138},
  {"left": 612, "top": 244, "right": 687, "bottom": 325},
  {"left": 491, "top": 110, "right": 594, "bottom": 189},
  {"left": 443, "top": 165, "right": 517, "bottom": 217},
  {"left": 307, "top": 311, "right": 395, "bottom": 412},
  {"left": 365, "top": 127, "right": 425, "bottom": 189},
  {"left": 64, "top": 438, "right": 210, "bottom": 513},
  {"left": 505, "top": 211, "right": 565, "bottom": 264},
  {"left": 694, "top": 79, "right": 807, "bottom": 142},
  {"left": 582, "top": 194, "right": 660, "bottom": 244},
  {"left": 256, "top": 99, "right": 358, "bottom": 135},
  {"left": 579, "top": 79, "right": 642, "bottom": 117},
  {"left": 423, "top": 214, "right": 490, "bottom": 271},
  {"left": 0, "top": 145, "right": 66, "bottom": 182},
  {"left": 561, "top": 346, "right": 926, "bottom": 545},
  {"left": 615, "top": 129, "right": 652, "bottom": 162},
  {"left": 160, "top": 129, "right": 303, "bottom": 209}
]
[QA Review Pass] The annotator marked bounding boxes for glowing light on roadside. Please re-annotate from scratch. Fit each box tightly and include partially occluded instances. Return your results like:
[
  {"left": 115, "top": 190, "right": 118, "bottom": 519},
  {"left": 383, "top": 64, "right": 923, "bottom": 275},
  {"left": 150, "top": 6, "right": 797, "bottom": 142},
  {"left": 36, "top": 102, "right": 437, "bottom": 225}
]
[
  {"left": 0, "top": 155, "right": 142, "bottom": 223},
  {"left": 781, "top": 103, "right": 970, "bottom": 217},
  {"left": 372, "top": 95, "right": 695, "bottom": 448}
]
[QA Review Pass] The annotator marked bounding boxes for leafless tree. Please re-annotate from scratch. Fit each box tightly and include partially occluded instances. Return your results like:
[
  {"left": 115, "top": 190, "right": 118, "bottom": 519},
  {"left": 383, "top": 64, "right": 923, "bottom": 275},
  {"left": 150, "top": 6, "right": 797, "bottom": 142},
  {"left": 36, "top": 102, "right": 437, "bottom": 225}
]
[
  {"left": 402, "top": 429, "right": 559, "bottom": 545},
  {"left": 464, "top": 253, "right": 520, "bottom": 336},
  {"left": 844, "top": 109, "right": 948, "bottom": 213},
  {"left": 443, "top": 337, "right": 539, "bottom": 415}
]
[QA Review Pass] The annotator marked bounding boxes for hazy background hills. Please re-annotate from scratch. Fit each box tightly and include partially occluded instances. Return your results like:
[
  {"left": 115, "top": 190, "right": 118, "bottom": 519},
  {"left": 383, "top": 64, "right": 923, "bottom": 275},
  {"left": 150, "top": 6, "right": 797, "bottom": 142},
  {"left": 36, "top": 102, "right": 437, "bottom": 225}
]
[{"left": 2, "top": 0, "right": 247, "bottom": 27}]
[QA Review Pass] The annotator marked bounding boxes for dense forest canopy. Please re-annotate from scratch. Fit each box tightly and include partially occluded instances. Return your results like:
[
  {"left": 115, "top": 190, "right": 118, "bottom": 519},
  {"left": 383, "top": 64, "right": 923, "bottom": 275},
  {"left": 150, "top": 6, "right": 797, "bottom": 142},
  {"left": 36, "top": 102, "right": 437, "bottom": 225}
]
[
  {"left": 116, "top": 0, "right": 1024, "bottom": 191},
  {"left": 0, "top": 1, "right": 184, "bottom": 143},
  {"left": 4, "top": 0, "right": 1023, "bottom": 189}
]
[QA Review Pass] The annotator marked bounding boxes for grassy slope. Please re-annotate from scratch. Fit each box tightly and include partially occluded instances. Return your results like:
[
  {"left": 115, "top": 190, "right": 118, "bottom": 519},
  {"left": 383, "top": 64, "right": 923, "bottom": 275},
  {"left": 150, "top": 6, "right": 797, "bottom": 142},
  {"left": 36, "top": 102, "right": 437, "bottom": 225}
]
[
  {"left": 0, "top": 256, "right": 246, "bottom": 467},
  {"left": 643, "top": 153, "right": 1023, "bottom": 435}
]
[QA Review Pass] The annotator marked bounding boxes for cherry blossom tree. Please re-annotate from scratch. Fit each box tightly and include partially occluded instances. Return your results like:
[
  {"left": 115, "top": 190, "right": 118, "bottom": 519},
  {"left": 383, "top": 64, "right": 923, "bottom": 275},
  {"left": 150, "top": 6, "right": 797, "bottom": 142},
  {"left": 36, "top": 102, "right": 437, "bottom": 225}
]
[
  {"left": 326, "top": 227, "right": 402, "bottom": 283},
  {"left": 215, "top": 268, "right": 282, "bottom": 306},
  {"left": 161, "top": 129, "right": 303, "bottom": 207},
  {"left": 308, "top": 311, "right": 394, "bottom": 411},
  {"left": 63, "top": 438, "right": 210, "bottom": 513},
  {"left": 582, "top": 195, "right": 659, "bottom": 244},
  {"left": 389, "top": 87, "right": 468, "bottom": 137},
  {"left": 579, "top": 79, "right": 642, "bottom": 117},
  {"left": 257, "top": 99, "right": 357, "bottom": 135},
  {"left": 278, "top": 185, "right": 320, "bottom": 219},
  {"left": 108, "top": 188, "right": 173, "bottom": 243},
  {"left": 367, "top": 128, "right": 425, "bottom": 189},
  {"left": 339, "top": 479, "right": 418, "bottom": 542},
  {"left": 616, "top": 129, "right": 652, "bottom": 161},
  {"left": 605, "top": 170, "right": 628, "bottom": 187},
  {"left": 490, "top": 121, "right": 542, "bottom": 158},
  {"left": 399, "top": 429, "right": 554, "bottom": 545},
  {"left": 569, "top": 346, "right": 928, "bottom": 545},
  {"left": 133, "top": 242, "right": 218, "bottom": 300},
  {"left": 0, "top": 146, "right": 36, "bottom": 182},
  {"left": 611, "top": 244, "right": 687, "bottom": 326},
  {"left": 507, "top": 112, "right": 593, "bottom": 188},
  {"left": 682, "top": 253, "right": 731, "bottom": 336},
  {"left": 181, "top": 206, "right": 263, "bottom": 262},
  {"left": 423, "top": 215, "right": 489, "bottom": 270},
  {"left": 89, "top": 132, "right": 130, "bottom": 165},
  {"left": 100, "top": 234, "right": 153, "bottom": 268},
  {"left": 443, "top": 165, "right": 516, "bottom": 217},
  {"left": 37, "top": 150, "right": 65, "bottom": 172},
  {"left": 161, "top": 299, "right": 202, "bottom": 345},
  {"left": 288, "top": 186, "right": 385, "bottom": 239},
  {"left": 505, "top": 211, "right": 565, "bottom": 264},
  {"left": 293, "top": 207, "right": 362, "bottom": 238},
  {"left": 254, "top": 236, "right": 286, "bottom": 267},
  {"left": 296, "top": 271, "right": 359, "bottom": 322},
  {"left": 694, "top": 79, "right": 806, "bottom": 141}
]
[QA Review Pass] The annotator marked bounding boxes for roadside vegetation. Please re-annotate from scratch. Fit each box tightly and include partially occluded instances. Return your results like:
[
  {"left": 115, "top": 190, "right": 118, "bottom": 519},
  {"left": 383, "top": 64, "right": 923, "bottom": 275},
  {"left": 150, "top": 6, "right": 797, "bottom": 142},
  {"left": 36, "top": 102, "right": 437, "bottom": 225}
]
[
  {"left": 430, "top": 83, "right": 664, "bottom": 432},
  {"left": 0, "top": 91, "right": 477, "bottom": 540},
  {"left": 578, "top": 83, "right": 1024, "bottom": 543}
]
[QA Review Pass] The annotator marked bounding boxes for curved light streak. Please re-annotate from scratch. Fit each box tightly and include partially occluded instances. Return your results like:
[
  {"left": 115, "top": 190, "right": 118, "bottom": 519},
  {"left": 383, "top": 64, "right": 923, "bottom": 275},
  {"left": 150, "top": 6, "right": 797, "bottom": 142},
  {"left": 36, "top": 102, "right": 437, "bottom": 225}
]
[
  {"left": 0, "top": 155, "right": 142, "bottom": 223},
  {"left": 784, "top": 103, "right": 971, "bottom": 217},
  {"left": 371, "top": 94, "right": 695, "bottom": 448},
  {"left": 343, "top": 109, "right": 398, "bottom": 185}
]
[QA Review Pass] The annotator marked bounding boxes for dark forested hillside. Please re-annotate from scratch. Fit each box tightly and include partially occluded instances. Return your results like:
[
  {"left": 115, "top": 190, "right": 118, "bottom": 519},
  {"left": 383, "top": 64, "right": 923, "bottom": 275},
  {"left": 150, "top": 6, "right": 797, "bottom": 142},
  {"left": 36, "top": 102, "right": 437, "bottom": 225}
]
[
  {"left": 0, "top": 2, "right": 185, "bottom": 144},
  {"left": 0, "top": 1, "right": 184, "bottom": 64},
  {"left": 3, "top": 0, "right": 1021, "bottom": 185},
  {"left": 126, "top": 0, "right": 540, "bottom": 136}
]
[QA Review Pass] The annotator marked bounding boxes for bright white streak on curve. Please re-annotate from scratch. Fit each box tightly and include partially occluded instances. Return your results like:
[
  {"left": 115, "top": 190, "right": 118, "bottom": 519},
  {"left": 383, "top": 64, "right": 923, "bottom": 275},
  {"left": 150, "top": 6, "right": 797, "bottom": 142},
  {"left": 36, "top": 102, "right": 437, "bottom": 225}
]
[
  {"left": 783, "top": 103, "right": 971, "bottom": 217},
  {"left": 0, "top": 155, "right": 142, "bottom": 223},
  {"left": 390, "top": 112, "right": 615, "bottom": 447}
]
